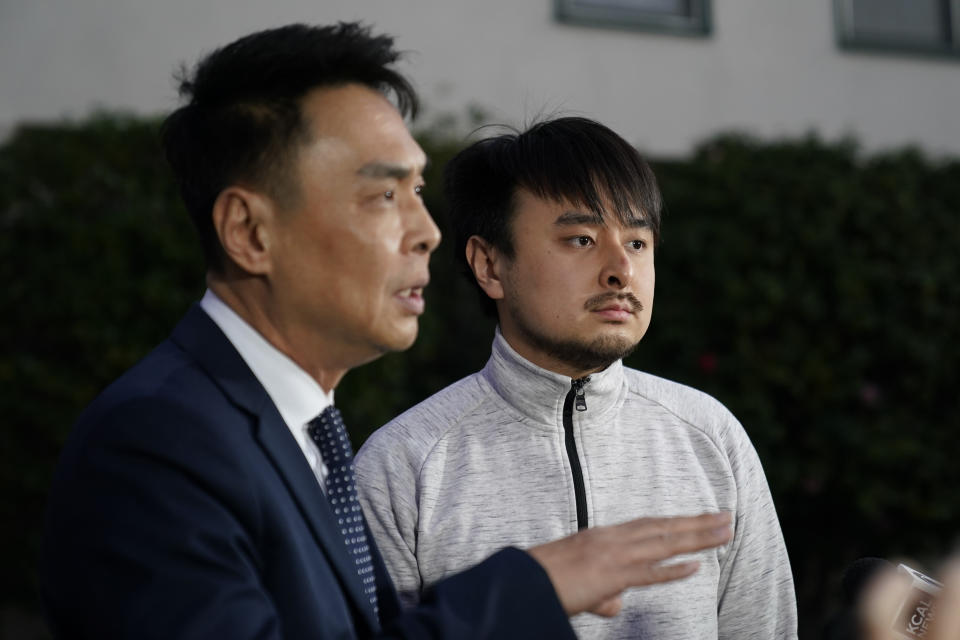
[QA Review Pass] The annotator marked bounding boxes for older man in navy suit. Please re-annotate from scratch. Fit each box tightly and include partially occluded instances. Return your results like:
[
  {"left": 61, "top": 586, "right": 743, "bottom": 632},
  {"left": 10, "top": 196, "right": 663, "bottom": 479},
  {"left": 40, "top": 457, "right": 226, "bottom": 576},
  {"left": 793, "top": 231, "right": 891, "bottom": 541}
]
[{"left": 40, "top": 23, "right": 733, "bottom": 639}]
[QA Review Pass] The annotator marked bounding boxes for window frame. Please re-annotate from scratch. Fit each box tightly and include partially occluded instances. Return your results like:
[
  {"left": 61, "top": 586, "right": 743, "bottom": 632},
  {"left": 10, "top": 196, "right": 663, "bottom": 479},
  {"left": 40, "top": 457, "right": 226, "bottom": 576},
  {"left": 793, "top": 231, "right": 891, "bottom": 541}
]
[
  {"left": 833, "top": 0, "right": 960, "bottom": 58},
  {"left": 554, "top": 0, "right": 712, "bottom": 37}
]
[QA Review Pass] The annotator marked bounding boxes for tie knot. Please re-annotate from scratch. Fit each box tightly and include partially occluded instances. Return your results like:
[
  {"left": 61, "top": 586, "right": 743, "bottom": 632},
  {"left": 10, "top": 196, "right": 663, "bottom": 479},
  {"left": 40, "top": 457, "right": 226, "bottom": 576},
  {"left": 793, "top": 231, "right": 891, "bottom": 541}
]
[
  {"left": 308, "top": 406, "right": 354, "bottom": 464},
  {"left": 314, "top": 404, "right": 343, "bottom": 427}
]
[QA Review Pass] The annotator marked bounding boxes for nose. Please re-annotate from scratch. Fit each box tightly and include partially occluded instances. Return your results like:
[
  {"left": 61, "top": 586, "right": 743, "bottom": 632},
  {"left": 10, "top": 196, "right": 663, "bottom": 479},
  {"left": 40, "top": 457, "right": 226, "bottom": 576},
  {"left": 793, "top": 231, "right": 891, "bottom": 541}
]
[
  {"left": 599, "top": 243, "right": 632, "bottom": 289},
  {"left": 405, "top": 197, "right": 442, "bottom": 256}
]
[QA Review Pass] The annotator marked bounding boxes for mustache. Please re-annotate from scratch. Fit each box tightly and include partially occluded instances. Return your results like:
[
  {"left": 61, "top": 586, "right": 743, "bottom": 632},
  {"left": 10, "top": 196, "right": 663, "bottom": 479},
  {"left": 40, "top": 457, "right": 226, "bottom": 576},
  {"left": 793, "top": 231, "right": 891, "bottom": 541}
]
[{"left": 584, "top": 292, "right": 644, "bottom": 313}]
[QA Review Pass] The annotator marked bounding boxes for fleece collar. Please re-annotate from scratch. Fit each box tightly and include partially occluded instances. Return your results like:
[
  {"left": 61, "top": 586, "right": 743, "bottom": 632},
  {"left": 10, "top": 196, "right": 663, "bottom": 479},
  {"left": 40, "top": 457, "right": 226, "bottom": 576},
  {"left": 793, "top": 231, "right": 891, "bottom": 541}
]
[{"left": 480, "top": 327, "right": 626, "bottom": 428}]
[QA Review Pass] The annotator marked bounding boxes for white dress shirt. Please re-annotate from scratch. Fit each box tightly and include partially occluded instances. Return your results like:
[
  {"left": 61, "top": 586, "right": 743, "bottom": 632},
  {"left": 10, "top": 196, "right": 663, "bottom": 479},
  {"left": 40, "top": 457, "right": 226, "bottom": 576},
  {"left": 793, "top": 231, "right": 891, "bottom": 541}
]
[{"left": 200, "top": 289, "right": 331, "bottom": 489}]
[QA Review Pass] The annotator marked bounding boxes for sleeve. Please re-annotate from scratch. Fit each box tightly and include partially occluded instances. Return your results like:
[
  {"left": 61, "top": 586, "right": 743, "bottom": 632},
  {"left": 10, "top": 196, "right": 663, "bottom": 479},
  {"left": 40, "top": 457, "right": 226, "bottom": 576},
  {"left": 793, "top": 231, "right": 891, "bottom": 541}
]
[
  {"left": 41, "top": 399, "right": 282, "bottom": 640},
  {"left": 715, "top": 419, "right": 799, "bottom": 640},
  {"left": 44, "top": 397, "right": 576, "bottom": 640},
  {"left": 381, "top": 547, "right": 576, "bottom": 640},
  {"left": 355, "top": 425, "right": 426, "bottom": 607}
]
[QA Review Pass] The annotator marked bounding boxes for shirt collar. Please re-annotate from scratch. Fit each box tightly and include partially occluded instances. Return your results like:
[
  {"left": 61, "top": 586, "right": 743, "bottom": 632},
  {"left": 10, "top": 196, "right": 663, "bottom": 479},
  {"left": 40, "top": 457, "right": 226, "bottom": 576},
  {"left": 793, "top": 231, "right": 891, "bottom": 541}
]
[
  {"left": 199, "top": 289, "right": 333, "bottom": 430},
  {"left": 481, "top": 327, "right": 625, "bottom": 425}
]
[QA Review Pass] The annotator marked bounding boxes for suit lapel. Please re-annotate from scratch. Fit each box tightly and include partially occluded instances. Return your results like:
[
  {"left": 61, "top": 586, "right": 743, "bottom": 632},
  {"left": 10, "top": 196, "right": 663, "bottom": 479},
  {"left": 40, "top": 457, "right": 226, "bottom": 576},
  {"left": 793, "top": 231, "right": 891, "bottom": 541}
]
[
  {"left": 255, "top": 408, "right": 380, "bottom": 631},
  {"left": 170, "top": 305, "right": 381, "bottom": 632}
]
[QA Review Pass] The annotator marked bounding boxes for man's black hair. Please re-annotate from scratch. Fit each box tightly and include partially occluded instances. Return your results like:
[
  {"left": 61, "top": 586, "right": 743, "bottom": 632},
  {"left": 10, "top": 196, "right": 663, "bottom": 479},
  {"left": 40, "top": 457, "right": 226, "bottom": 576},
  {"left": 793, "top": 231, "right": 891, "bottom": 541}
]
[
  {"left": 161, "top": 22, "right": 417, "bottom": 271},
  {"left": 443, "top": 116, "right": 663, "bottom": 316}
]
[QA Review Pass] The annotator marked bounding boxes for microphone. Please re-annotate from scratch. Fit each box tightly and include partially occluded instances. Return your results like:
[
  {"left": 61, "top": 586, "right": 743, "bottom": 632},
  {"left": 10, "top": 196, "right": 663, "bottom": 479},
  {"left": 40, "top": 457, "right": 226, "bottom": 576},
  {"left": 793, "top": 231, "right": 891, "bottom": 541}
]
[
  {"left": 829, "top": 558, "right": 943, "bottom": 640},
  {"left": 887, "top": 564, "right": 941, "bottom": 639}
]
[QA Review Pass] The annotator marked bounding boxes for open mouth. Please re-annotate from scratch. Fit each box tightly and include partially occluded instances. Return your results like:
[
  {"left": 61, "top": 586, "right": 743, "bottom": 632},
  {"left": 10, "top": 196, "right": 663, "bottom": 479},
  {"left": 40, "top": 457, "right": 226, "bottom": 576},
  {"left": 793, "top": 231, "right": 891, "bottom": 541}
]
[{"left": 395, "top": 286, "right": 425, "bottom": 314}]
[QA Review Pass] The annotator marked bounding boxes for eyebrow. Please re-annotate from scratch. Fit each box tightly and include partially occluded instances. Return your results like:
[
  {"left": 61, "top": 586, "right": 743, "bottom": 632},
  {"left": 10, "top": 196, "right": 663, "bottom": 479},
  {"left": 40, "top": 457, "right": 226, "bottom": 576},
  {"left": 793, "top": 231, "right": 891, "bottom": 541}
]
[
  {"left": 356, "top": 158, "right": 430, "bottom": 180},
  {"left": 554, "top": 210, "right": 650, "bottom": 229}
]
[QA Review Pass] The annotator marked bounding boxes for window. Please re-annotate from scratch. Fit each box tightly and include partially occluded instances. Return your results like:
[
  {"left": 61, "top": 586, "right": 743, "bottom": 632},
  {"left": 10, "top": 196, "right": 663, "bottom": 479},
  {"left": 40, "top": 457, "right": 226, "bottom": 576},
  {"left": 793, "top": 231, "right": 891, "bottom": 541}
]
[
  {"left": 834, "top": 0, "right": 960, "bottom": 56},
  {"left": 555, "top": 0, "right": 711, "bottom": 36}
]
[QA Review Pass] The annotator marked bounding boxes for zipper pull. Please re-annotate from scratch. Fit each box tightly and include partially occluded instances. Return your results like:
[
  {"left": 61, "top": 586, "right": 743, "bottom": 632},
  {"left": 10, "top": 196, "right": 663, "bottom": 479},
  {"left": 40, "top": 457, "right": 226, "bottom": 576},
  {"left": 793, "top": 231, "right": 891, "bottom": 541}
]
[{"left": 572, "top": 377, "right": 590, "bottom": 411}]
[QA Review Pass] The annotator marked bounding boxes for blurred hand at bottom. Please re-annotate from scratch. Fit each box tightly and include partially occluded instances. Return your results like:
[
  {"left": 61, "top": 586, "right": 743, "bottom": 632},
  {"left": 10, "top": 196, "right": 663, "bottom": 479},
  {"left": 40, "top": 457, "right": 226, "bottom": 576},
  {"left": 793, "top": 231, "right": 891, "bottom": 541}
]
[{"left": 861, "top": 558, "right": 960, "bottom": 640}]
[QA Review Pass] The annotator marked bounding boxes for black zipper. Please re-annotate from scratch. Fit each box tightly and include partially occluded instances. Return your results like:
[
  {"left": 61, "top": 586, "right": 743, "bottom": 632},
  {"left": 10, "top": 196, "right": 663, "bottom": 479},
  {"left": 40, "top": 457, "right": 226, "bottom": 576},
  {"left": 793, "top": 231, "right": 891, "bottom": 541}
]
[{"left": 562, "top": 377, "right": 590, "bottom": 530}]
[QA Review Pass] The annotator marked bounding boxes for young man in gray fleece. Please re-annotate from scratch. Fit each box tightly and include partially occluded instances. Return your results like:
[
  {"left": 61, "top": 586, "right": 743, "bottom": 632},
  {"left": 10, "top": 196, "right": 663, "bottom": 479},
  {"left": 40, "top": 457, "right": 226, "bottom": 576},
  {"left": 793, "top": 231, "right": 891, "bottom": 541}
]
[{"left": 355, "top": 117, "right": 798, "bottom": 639}]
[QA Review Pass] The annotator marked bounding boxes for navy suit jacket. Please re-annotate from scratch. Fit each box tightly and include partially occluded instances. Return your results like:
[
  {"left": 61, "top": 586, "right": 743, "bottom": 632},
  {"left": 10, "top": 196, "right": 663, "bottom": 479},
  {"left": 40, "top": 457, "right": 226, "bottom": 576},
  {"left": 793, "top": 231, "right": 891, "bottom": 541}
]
[{"left": 41, "top": 305, "right": 574, "bottom": 639}]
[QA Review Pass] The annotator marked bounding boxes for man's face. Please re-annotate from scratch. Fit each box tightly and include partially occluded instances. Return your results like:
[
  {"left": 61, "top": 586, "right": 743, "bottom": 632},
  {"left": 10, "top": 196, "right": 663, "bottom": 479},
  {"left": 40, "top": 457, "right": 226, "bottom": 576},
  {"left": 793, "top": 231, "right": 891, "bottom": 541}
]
[
  {"left": 267, "top": 84, "right": 440, "bottom": 372},
  {"left": 495, "top": 188, "right": 655, "bottom": 377}
]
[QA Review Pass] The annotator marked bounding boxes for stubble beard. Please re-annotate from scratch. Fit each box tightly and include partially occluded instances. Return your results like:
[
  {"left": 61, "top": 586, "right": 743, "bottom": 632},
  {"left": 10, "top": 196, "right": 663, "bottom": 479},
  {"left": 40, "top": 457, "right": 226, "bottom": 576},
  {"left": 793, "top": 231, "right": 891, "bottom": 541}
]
[{"left": 505, "top": 300, "right": 641, "bottom": 374}]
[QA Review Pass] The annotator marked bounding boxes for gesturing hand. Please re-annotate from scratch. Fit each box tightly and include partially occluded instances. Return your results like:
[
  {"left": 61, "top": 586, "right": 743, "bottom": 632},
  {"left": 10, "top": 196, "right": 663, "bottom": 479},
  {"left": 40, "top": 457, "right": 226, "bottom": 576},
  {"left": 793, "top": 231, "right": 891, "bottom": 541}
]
[{"left": 527, "top": 512, "right": 733, "bottom": 617}]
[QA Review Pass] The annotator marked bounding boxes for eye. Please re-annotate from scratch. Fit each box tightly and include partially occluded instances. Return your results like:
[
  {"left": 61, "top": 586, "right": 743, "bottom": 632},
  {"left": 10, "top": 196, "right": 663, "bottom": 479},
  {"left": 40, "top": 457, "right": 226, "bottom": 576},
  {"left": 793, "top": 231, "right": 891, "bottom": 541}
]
[
  {"left": 383, "top": 190, "right": 395, "bottom": 201},
  {"left": 414, "top": 184, "right": 425, "bottom": 198},
  {"left": 569, "top": 235, "right": 594, "bottom": 248},
  {"left": 629, "top": 239, "right": 647, "bottom": 251}
]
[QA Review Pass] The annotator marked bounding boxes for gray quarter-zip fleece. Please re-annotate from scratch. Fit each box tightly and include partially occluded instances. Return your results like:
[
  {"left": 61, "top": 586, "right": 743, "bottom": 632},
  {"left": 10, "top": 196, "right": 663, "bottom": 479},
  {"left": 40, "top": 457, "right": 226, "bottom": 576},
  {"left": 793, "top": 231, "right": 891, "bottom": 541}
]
[{"left": 356, "top": 332, "right": 797, "bottom": 639}]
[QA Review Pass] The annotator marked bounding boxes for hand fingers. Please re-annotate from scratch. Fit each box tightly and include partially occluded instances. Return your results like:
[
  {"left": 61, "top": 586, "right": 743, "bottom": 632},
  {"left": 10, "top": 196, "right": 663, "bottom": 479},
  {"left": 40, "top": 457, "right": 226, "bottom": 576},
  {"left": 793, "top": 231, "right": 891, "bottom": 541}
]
[
  {"left": 929, "top": 560, "right": 960, "bottom": 640},
  {"left": 620, "top": 521, "right": 732, "bottom": 562},
  {"left": 526, "top": 511, "right": 732, "bottom": 617},
  {"left": 624, "top": 559, "right": 701, "bottom": 589},
  {"left": 618, "top": 512, "right": 732, "bottom": 540},
  {"left": 589, "top": 595, "right": 623, "bottom": 618},
  {"left": 610, "top": 512, "right": 732, "bottom": 552},
  {"left": 859, "top": 566, "right": 908, "bottom": 640}
]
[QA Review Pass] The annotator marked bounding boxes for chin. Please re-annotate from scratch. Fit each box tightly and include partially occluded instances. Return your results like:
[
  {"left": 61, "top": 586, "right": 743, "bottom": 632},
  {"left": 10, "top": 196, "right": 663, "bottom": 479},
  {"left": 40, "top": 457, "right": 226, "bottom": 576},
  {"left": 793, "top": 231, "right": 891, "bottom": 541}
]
[
  {"left": 585, "top": 327, "right": 640, "bottom": 345},
  {"left": 391, "top": 333, "right": 418, "bottom": 353},
  {"left": 377, "top": 323, "right": 420, "bottom": 354}
]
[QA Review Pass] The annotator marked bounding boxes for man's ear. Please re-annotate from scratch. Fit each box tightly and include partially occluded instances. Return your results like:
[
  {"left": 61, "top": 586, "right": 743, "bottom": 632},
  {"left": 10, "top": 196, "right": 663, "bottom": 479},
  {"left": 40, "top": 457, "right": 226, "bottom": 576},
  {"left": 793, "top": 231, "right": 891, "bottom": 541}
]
[
  {"left": 211, "top": 187, "right": 274, "bottom": 275},
  {"left": 465, "top": 235, "right": 505, "bottom": 301}
]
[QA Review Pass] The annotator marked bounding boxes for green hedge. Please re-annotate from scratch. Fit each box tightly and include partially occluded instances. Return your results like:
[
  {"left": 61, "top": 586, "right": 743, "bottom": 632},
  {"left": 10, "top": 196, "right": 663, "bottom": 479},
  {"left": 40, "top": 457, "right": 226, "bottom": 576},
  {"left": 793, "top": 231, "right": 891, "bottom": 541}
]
[
  {"left": 2, "top": 114, "right": 958, "bottom": 636},
  {"left": 639, "top": 135, "right": 960, "bottom": 628}
]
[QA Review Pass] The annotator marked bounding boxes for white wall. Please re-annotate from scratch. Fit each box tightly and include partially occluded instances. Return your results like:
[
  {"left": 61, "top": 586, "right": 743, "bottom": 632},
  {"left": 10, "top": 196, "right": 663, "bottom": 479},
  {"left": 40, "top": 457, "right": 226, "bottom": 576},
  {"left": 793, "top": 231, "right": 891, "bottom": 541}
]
[{"left": 1, "top": 0, "right": 958, "bottom": 156}]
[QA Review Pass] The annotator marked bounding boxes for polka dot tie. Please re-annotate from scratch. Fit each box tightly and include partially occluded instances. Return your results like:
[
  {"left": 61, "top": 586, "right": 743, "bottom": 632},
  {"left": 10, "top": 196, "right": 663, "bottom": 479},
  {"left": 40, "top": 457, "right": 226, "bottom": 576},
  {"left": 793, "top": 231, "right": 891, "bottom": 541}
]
[{"left": 308, "top": 406, "right": 378, "bottom": 618}]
